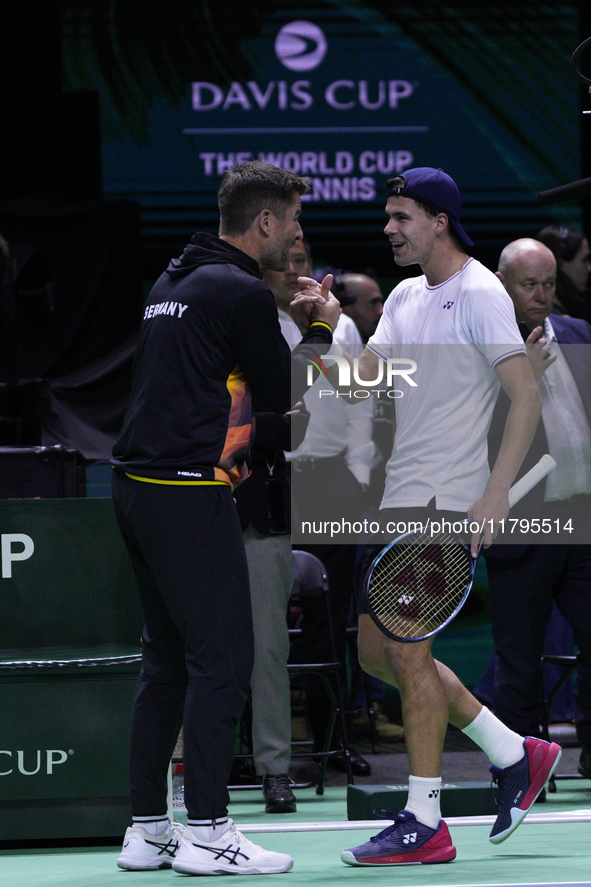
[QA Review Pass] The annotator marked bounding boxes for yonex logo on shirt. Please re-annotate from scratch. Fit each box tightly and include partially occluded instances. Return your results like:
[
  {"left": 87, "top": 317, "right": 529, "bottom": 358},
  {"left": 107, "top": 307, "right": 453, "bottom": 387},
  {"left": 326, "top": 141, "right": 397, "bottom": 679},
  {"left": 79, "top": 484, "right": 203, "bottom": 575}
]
[
  {"left": 144, "top": 301, "right": 189, "bottom": 321},
  {"left": 442, "top": 301, "right": 455, "bottom": 309}
]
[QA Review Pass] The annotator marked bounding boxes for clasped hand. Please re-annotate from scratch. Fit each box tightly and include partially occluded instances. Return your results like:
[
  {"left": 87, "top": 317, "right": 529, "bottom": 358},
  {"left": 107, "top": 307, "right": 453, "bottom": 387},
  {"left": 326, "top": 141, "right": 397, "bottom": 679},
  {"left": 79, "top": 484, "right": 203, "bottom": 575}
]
[{"left": 289, "top": 273, "right": 342, "bottom": 332}]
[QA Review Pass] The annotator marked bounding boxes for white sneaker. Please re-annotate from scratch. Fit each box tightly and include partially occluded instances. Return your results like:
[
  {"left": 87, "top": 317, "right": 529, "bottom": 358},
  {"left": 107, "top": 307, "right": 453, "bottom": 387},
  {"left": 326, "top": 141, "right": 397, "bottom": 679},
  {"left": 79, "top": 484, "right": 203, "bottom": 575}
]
[
  {"left": 117, "top": 821, "right": 181, "bottom": 870},
  {"left": 171, "top": 820, "right": 294, "bottom": 875}
]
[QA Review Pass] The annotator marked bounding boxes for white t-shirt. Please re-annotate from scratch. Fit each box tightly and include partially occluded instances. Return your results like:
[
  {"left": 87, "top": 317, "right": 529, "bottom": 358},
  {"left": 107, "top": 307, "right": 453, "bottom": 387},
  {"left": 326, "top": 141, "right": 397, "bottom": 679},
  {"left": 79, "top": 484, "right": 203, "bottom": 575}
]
[
  {"left": 281, "top": 308, "right": 374, "bottom": 485},
  {"left": 278, "top": 308, "right": 302, "bottom": 349},
  {"left": 333, "top": 312, "right": 363, "bottom": 348},
  {"left": 367, "top": 258, "right": 525, "bottom": 511},
  {"left": 539, "top": 317, "right": 591, "bottom": 501},
  {"left": 278, "top": 307, "right": 362, "bottom": 347}
]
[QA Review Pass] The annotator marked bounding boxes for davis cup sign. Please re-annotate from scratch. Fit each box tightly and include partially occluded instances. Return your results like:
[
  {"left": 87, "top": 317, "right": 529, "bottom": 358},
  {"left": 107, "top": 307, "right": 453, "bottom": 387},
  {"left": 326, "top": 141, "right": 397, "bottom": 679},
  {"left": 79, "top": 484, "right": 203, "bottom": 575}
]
[
  {"left": 183, "top": 17, "right": 422, "bottom": 205},
  {"left": 79, "top": 5, "right": 578, "bottom": 264}
]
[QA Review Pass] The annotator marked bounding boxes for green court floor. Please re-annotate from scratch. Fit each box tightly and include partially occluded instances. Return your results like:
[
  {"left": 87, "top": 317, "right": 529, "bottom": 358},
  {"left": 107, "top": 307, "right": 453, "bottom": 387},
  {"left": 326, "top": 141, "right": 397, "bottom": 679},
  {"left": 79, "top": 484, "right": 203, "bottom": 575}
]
[
  {"left": 227, "top": 779, "right": 590, "bottom": 826},
  {"left": 2, "top": 783, "right": 590, "bottom": 887}
]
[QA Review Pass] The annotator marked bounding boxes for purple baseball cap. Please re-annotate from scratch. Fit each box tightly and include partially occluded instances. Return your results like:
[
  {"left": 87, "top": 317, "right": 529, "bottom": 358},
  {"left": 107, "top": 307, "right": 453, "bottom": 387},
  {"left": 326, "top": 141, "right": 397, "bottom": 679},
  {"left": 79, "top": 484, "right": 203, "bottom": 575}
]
[{"left": 386, "top": 167, "right": 473, "bottom": 248}]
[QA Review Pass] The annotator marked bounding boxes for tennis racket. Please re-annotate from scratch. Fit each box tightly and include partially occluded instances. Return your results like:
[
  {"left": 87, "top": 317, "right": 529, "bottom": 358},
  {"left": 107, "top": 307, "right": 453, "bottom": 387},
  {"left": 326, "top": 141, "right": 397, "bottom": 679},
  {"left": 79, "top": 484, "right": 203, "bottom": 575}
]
[{"left": 365, "top": 454, "right": 556, "bottom": 643}]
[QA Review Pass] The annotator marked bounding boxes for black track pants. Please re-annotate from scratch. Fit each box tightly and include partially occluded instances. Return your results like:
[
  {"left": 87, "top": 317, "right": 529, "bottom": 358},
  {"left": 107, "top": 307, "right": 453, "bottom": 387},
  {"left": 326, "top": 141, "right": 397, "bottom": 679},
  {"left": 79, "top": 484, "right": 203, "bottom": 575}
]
[{"left": 112, "top": 471, "right": 253, "bottom": 821}]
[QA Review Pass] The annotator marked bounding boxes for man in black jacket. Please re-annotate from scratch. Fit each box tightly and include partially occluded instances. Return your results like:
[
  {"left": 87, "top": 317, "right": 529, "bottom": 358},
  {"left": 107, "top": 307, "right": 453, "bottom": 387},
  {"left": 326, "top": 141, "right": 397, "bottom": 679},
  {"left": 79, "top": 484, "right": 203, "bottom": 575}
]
[
  {"left": 112, "top": 162, "right": 340, "bottom": 876},
  {"left": 486, "top": 238, "right": 591, "bottom": 782}
]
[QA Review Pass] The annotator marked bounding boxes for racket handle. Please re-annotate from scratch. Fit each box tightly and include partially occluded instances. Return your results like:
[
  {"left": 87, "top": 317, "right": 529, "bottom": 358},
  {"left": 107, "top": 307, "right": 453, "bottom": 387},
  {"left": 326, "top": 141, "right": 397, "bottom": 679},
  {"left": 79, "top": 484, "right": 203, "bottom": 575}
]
[{"left": 508, "top": 454, "right": 557, "bottom": 508}]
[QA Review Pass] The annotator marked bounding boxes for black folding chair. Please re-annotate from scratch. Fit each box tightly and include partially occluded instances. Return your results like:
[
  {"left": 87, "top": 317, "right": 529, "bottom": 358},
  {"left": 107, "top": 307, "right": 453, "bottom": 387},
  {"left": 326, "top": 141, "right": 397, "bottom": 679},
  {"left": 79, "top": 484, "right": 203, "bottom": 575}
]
[
  {"left": 287, "top": 549, "right": 354, "bottom": 792},
  {"left": 229, "top": 549, "right": 354, "bottom": 794},
  {"left": 540, "top": 653, "right": 583, "bottom": 792}
]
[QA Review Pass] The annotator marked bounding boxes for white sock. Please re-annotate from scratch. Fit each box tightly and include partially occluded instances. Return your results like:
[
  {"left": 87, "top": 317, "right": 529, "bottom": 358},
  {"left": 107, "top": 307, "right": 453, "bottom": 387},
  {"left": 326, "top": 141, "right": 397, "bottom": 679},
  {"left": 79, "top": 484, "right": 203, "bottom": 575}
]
[
  {"left": 133, "top": 816, "right": 170, "bottom": 835},
  {"left": 405, "top": 775, "right": 442, "bottom": 829},
  {"left": 187, "top": 818, "right": 231, "bottom": 843},
  {"left": 462, "top": 706, "right": 525, "bottom": 769}
]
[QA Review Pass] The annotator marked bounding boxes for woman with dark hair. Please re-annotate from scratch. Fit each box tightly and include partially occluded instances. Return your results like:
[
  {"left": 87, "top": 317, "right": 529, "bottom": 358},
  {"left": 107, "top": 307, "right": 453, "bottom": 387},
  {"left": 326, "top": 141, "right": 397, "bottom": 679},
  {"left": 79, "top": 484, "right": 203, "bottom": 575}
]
[{"left": 536, "top": 225, "right": 591, "bottom": 321}]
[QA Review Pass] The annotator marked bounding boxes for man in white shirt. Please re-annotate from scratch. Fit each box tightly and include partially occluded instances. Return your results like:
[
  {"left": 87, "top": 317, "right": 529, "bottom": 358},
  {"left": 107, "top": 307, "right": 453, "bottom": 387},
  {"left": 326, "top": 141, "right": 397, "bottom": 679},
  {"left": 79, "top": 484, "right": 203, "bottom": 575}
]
[
  {"left": 297, "top": 168, "right": 560, "bottom": 865},
  {"left": 268, "top": 238, "right": 314, "bottom": 348},
  {"left": 485, "top": 238, "right": 591, "bottom": 784},
  {"left": 266, "top": 239, "right": 375, "bottom": 777}
]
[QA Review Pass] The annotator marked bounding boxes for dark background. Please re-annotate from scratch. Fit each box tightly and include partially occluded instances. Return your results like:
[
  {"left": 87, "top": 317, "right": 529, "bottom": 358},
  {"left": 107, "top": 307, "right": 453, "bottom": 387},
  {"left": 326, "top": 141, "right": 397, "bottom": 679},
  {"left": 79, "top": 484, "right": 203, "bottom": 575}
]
[{"left": 2, "top": 2, "right": 590, "bottom": 278}]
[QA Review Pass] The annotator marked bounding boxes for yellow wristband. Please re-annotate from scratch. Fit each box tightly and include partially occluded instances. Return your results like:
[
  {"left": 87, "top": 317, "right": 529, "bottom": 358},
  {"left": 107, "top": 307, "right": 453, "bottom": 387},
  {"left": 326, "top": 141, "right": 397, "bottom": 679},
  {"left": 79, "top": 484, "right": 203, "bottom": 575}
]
[{"left": 309, "top": 320, "right": 333, "bottom": 333}]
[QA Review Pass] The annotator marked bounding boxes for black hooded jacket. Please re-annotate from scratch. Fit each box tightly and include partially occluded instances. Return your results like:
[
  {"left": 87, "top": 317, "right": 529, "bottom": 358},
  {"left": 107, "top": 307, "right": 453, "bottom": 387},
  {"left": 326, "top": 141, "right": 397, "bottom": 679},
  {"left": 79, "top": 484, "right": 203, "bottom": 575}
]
[{"left": 112, "top": 233, "right": 331, "bottom": 486}]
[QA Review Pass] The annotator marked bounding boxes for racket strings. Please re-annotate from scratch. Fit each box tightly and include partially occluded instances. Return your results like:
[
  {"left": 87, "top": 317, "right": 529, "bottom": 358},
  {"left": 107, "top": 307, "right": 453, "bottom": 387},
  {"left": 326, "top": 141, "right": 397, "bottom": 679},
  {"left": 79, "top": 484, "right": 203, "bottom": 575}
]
[{"left": 368, "top": 531, "right": 473, "bottom": 640}]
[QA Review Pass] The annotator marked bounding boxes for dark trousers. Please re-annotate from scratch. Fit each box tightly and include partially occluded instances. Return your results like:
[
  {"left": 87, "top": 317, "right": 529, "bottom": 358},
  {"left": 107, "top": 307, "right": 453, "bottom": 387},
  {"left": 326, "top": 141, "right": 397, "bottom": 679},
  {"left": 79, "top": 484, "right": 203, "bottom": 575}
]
[
  {"left": 486, "top": 544, "right": 591, "bottom": 746},
  {"left": 112, "top": 471, "right": 253, "bottom": 821}
]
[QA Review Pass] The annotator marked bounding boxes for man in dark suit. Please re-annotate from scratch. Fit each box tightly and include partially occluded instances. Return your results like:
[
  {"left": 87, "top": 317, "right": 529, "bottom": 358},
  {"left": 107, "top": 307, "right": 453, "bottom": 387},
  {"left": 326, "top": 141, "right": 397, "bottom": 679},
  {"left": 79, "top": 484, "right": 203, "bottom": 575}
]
[{"left": 486, "top": 238, "right": 591, "bottom": 780}]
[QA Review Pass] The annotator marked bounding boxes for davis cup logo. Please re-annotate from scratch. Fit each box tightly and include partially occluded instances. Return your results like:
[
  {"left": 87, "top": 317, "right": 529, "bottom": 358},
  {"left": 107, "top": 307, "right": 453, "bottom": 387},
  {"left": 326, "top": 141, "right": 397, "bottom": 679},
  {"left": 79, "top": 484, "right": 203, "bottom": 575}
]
[{"left": 275, "top": 21, "right": 328, "bottom": 72}]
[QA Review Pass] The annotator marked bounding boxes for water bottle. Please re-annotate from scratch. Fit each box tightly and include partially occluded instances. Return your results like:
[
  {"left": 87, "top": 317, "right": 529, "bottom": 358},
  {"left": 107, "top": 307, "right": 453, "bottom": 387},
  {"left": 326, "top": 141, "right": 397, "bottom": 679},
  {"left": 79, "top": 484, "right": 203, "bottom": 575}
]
[{"left": 172, "top": 762, "right": 186, "bottom": 815}]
